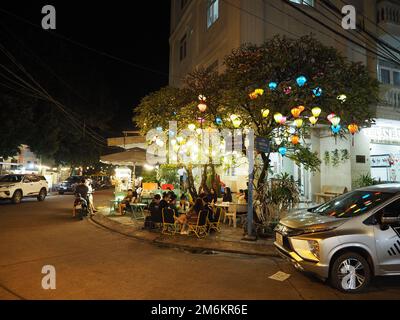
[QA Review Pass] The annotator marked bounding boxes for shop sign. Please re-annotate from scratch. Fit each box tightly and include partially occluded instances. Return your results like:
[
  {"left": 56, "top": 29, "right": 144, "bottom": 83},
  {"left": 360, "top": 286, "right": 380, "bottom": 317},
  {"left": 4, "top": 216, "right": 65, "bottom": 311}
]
[{"left": 364, "top": 126, "right": 400, "bottom": 145}]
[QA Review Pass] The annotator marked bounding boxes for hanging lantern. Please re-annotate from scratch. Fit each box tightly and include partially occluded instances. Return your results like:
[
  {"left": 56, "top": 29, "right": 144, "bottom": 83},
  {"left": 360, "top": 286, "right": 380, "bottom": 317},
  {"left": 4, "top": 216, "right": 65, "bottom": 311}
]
[
  {"left": 294, "top": 118, "right": 304, "bottom": 128},
  {"left": 337, "top": 94, "right": 347, "bottom": 103},
  {"left": 291, "top": 135, "right": 300, "bottom": 145},
  {"left": 261, "top": 109, "right": 270, "bottom": 118},
  {"left": 198, "top": 95, "right": 207, "bottom": 101},
  {"left": 268, "top": 82, "right": 278, "bottom": 90},
  {"left": 156, "top": 127, "right": 163, "bottom": 132},
  {"left": 330, "top": 116, "right": 341, "bottom": 127},
  {"left": 309, "top": 116, "right": 318, "bottom": 125},
  {"left": 249, "top": 92, "right": 258, "bottom": 100},
  {"left": 215, "top": 117, "right": 223, "bottom": 125},
  {"left": 196, "top": 128, "right": 202, "bottom": 135},
  {"left": 298, "top": 105, "right": 305, "bottom": 113},
  {"left": 291, "top": 107, "right": 301, "bottom": 118},
  {"left": 313, "top": 87, "right": 323, "bottom": 97},
  {"left": 232, "top": 117, "right": 242, "bottom": 128},
  {"left": 188, "top": 123, "right": 196, "bottom": 131},
  {"left": 198, "top": 103, "right": 207, "bottom": 112},
  {"left": 274, "top": 113, "right": 283, "bottom": 124},
  {"left": 311, "top": 107, "right": 322, "bottom": 118},
  {"left": 327, "top": 113, "right": 336, "bottom": 123},
  {"left": 275, "top": 137, "right": 282, "bottom": 145},
  {"left": 278, "top": 147, "right": 287, "bottom": 157},
  {"left": 348, "top": 123, "right": 359, "bottom": 135},
  {"left": 331, "top": 125, "right": 341, "bottom": 134},
  {"left": 284, "top": 86, "right": 292, "bottom": 95},
  {"left": 279, "top": 116, "right": 287, "bottom": 125},
  {"left": 197, "top": 117, "right": 205, "bottom": 124},
  {"left": 254, "top": 88, "right": 264, "bottom": 96},
  {"left": 296, "top": 76, "right": 307, "bottom": 87}
]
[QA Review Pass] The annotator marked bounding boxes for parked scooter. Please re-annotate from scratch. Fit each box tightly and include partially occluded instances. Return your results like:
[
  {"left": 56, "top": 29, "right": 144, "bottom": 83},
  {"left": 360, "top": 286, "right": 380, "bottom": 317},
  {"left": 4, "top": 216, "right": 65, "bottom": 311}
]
[{"left": 74, "top": 193, "right": 93, "bottom": 220}]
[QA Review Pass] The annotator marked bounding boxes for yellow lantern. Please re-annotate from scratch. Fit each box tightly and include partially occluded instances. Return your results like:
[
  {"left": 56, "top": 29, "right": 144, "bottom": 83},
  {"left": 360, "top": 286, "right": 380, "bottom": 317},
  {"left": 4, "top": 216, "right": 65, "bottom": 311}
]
[
  {"left": 249, "top": 92, "right": 258, "bottom": 100},
  {"left": 309, "top": 116, "right": 318, "bottom": 125},
  {"left": 294, "top": 118, "right": 304, "bottom": 128},
  {"left": 274, "top": 113, "right": 283, "bottom": 124},
  {"left": 198, "top": 103, "right": 207, "bottom": 112},
  {"left": 188, "top": 123, "right": 196, "bottom": 131},
  {"left": 261, "top": 109, "right": 270, "bottom": 118},
  {"left": 311, "top": 107, "right": 322, "bottom": 118},
  {"left": 254, "top": 88, "right": 264, "bottom": 96}
]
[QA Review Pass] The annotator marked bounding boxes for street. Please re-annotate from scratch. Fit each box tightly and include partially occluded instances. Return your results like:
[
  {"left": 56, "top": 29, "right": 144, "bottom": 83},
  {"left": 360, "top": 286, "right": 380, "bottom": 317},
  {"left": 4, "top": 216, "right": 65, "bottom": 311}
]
[{"left": 0, "top": 191, "right": 400, "bottom": 300}]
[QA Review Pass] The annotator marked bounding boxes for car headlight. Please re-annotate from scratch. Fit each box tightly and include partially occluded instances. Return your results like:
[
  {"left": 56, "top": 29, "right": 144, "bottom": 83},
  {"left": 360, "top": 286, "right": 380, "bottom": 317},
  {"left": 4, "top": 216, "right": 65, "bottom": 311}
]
[{"left": 290, "top": 239, "right": 320, "bottom": 262}]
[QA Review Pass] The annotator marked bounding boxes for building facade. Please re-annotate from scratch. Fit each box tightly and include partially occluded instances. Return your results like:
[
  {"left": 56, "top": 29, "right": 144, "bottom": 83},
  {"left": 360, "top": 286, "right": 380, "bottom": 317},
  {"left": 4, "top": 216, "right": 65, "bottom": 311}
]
[{"left": 170, "top": 0, "right": 400, "bottom": 200}]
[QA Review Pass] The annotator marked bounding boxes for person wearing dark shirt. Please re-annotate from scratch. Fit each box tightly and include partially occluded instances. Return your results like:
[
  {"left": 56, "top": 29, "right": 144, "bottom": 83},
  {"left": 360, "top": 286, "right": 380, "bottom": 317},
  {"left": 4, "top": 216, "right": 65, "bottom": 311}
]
[
  {"left": 159, "top": 192, "right": 170, "bottom": 212},
  {"left": 223, "top": 187, "right": 233, "bottom": 202},
  {"left": 73, "top": 179, "right": 89, "bottom": 217},
  {"left": 207, "top": 188, "right": 218, "bottom": 204},
  {"left": 149, "top": 194, "right": 162, "bottom": 223}
]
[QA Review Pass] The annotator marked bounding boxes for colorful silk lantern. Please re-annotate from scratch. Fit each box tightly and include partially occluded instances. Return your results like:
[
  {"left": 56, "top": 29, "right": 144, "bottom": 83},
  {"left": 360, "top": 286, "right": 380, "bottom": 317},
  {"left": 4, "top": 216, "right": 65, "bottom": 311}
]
[
  {"left": 278, "top": 147, "right": 287, "bottom": 157},
  {"left": 313, "top": 87, "right": 323, "bottom": 97},
  {"left": 291, "top": 135, "right": 300, "bottom": 145},
  {"left": 311, "top": 107, "right": 322, "bottom": 118},
  {"left": 261, "top": 109, "right": 270, "bottom": 118},
  {"left": 269, "top": 82, "right": 278, "bottom": 90},
  {"left": 284, "top": 86, "right": 292, "bottom": 95},
  {"left": 331, "top": 125, "right": 341, "bottom": 134},
  {"left": 309, "top": 116, "right": 318, "bottom": 125},
  {"left": 291, "top": 107, "right": 301, "bottom": 118},
  {"left": 337, "top": 94, "right": 347, "bottom": 103},
  {"left": 298, "top": 105, "right": 305, "bottom": 113},
  {"left": 198, "top": 103, "right": 207, "bottom": 112},
  {"left": 254, "top": 88, "right": 264, "bottom": 96},
  {"left": 330, "top": 116, "right": 341, "bottom": 127},
  {"left": 215, "top": 117, "right": 223, "bottom": 125},
  {"left": 249, "top": 92, "right": 258, "bottom": 100},
  {"left": 296, "top": 76, "right": 307, "bottom": 87},
  {"left": 348, "top": 123, "right": 358, "bottom": 135},
  {"left": 274, "top": 113, "right": 283, "bottom": 124},
  {"left": 232, "top": 117, "right": 242, "bottom": 128},
  {"left": 198, "top": 95, "right": 206, "bottom": 101},
  {"left": 294, "top": 118, "right": 304, "bottom": 128},
  {"left": 327, "top": 113, "right": 336, "bottom": 123},
  {"left": 188, "top": 123, "right": 196, "bottom": 131},
  {"left": 279, "top": 116, "right": 287, "bottom": 125}
]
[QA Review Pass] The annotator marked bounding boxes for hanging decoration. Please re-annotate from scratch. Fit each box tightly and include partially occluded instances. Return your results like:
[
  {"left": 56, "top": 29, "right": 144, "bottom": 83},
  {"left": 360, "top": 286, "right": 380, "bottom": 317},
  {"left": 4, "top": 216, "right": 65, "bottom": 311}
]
[
  {"left": 268, "top": 82, "right": 278, "bottom": 90},
  {"left": 278, "top": 147, "right": 287, "bottom": 157},
  {"left": 279, "top": 116, "right": 287, "bottom": 125},
  {"left": 215, "top": 117, "right": 223, "bottom": 125},
  {"left": 296, "top": 76, "right": 307, "bottom": 87},
  {"left": 327, "top": 113, "right": 336, "bottom": 124},
  {"left": 261, "top": 109, "right": 270, "bottom": 118},
  {"left": 309, "top": 116, "right": 318, "bottom": 125},
  {"left": 348, "top": 123, "right": 359, "bottom": 146},
  {"left": 188, "top": 123, "right": 196, "bottom": 131},
  {"left": 311, "top": 107, "right": 322, "bottom": 118},
  {"left": 291, "top": 107, "right": 302, "bottom": 118},
  {"left": 312, "top": 87, "right": 323, "bottom": 97},
  {"left": 283, "top": 86, "right": 292, "bottom": 95},
  {"left": 274, "top": 113, "right": 283, "bottom": 124},
  {"left": 230, "top": 114, "right": 242, "bottom": 128},
  {"left": 294, "top": 118, "right": 304, "bottom": 128},
  {"left": 330, "top": 116, "right": 341, "bottom": 127},
  {"left": 197, "top": 94, "right": 207, "bottom": 112},
  {"left": 291, "top": 135, "right": 300, "bottom": 145},
  {"left": 337, "top": 94, "right": 347, "bottom": 103},
  {"left": 331, "top": 124, "right": 341, "bottom": 134}
]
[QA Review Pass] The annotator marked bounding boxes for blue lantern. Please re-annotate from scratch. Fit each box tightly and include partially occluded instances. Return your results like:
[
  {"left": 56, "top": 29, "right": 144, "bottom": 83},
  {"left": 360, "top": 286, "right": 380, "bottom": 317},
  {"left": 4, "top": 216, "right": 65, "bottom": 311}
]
[
  {"left": 215, "top": 117, "right": 223, "bottom": 125},
  {"left": 269, "top": 82, "right": 278, "bottom": 90},
  {"left": 296, "top": 76, "right": 307, "bottom": 87},
  {"left": 313, "top": 87, "right": 323, "bottom": 97},
  {"left": 278, "top": 147, "right": 287, "bottom": 157},
  {"left": 331, "top": 125, "right": 341, "bottom": 134}
]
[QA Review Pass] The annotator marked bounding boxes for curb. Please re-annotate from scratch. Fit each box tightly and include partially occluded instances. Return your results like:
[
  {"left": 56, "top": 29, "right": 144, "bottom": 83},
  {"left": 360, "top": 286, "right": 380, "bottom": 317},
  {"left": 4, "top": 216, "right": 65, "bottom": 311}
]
[{"left": 90, "top": 214, "right": 279, "bottom": 258}]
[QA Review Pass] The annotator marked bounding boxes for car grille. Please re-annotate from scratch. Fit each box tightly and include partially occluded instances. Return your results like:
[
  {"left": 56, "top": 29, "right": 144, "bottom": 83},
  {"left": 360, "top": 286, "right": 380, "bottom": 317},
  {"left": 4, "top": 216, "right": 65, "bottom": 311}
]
[{"left": 274, "top": 223, "right": 303, "bottom": 237}]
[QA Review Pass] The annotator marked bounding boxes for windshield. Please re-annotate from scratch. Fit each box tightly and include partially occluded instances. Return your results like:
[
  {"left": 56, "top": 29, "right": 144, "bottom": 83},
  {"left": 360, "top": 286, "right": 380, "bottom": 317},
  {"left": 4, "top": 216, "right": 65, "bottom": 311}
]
[
  {"left": 0, "top": 175, "right": 23, "bottom": 183},
  {"left": 309, "top": 190, "right": 394, "bottom": 218}
]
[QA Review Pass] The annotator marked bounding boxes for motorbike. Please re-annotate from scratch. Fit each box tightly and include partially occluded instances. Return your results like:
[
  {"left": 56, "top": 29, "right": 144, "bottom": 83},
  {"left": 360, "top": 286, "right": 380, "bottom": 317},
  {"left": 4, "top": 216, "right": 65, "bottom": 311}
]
[{"left": 74, "top": 192, "right": 93, "bottom": 220}]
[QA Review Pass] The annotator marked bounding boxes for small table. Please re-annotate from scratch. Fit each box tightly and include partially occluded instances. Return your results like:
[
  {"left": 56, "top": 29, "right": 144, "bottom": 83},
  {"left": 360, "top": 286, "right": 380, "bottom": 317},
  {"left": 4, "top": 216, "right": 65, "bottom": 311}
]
[
  {"left": 109, "top": 199, "right": 122, "bottom": 215},
  {"left": 129, "top": 203, "right": 147, "bottom": 220}
]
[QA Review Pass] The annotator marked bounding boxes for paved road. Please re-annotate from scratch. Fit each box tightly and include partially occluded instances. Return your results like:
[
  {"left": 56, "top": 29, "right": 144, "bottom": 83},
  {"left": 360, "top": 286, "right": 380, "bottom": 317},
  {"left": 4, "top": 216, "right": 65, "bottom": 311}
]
[{"left": 1, "top": 191, "right": 400, "bottom": 300}]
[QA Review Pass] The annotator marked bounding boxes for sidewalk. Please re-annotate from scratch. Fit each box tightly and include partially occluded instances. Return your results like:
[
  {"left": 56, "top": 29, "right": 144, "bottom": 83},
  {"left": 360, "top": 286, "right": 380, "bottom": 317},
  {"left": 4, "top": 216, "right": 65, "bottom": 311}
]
[{"left": 91, "top": 204, "right": 278, "bottom": 257}]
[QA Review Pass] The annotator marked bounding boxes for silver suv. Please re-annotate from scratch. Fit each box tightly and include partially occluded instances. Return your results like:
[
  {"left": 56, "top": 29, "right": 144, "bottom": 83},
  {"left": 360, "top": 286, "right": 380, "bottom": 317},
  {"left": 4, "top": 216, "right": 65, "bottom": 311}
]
[{"left": 274, "top": 184, "right": 400, "bottom": 293}]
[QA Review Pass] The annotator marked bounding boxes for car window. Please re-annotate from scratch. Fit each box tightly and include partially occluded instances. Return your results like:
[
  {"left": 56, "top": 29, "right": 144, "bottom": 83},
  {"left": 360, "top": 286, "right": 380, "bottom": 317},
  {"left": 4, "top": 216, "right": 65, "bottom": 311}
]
[
  {"left": 23, "top": 175, "right": 33, "bottom": 183},
  {"left": 310, "top": 190, "right": 394, "bottom": 219},
  {"left": 0, "top": 175, "right": 23, "bottom": 183},
  {"left": 382, "top": 198, "right": 400, "bottom": 218}
]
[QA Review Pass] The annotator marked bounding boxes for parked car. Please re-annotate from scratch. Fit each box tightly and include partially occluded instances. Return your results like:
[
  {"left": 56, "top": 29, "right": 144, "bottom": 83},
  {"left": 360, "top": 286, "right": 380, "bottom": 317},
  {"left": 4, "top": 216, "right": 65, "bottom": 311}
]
[
  {"left": 274, "top": 184, "right": 400, "bottom": 293},
  {"left": 57, "top": 176, "right": 83, "bottom": 195},
  {"left": 0, "top": 174, "right": 48, "bottom": 204}
]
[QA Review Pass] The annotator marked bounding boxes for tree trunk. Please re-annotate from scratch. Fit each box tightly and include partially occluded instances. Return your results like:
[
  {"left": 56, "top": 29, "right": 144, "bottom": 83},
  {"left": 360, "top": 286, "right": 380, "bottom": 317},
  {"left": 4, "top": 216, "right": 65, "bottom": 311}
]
[{"left": 185, "top": 164, "right": 198, "bottom": 200}]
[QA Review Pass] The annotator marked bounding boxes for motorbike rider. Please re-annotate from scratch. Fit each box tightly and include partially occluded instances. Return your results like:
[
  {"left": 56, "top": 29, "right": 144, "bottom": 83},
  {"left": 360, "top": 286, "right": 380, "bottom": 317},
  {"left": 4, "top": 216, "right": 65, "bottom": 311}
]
[{"left": 73, "top": 178, "right": 90, "bottom": 219}]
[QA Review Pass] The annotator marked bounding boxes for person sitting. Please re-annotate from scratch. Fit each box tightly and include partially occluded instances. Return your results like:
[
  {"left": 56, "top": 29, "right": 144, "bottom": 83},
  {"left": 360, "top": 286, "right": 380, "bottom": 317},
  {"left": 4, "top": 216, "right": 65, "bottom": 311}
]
[
  {"left": 238, "top": 189, "right": 247, "bottom": 204},
  {"left": 207, "top": 188, "right": 218, "bottom": 205},
  {"left": 73, "top": 178, "right": 89, "bottom": 218},
  {"left": 118, "top": 189, "right": 137, "bottom": 215},
  {"left": 175, "top": 197, "right": 204, "bottom": 235},
  {"left": 148, "top": 194, "right": 162, "bottom": 225},
  {"left": 223, "top": 187, "right": 233, "bottom": 202},
  {"left": 159, "top": 192, "right": 170, "bottom": 212},
  {"left": 179, "top": 194, "right": 190, "bottom": 213}
]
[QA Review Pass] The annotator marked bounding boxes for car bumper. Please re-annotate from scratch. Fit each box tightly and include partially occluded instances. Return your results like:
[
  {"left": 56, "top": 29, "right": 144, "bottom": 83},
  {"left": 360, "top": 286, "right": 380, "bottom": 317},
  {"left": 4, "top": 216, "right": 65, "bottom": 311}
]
[
  {"left": 274, "top": 241, "right": 329, "bottom": 279},
  {"left": 0, "top": 191, "right": 11, "bottom": 199}
]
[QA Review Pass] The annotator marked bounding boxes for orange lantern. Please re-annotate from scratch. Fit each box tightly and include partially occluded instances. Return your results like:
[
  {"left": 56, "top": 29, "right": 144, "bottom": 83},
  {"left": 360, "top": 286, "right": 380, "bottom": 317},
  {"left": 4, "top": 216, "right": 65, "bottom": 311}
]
[
  {"left": 348, "top": 123, "right": 359, "bottom": 135},
  {"left": 291, "top": 107, "right": 301, "bottom": 118},
  {"left": 291, "top": 135, "right": 300, "bottom": 145},
  {"left": 249, "top": 92, "right": 257, "bottom": 100},
  {"left": 298, "top": 105, "right": 305, "bottom": 113}
]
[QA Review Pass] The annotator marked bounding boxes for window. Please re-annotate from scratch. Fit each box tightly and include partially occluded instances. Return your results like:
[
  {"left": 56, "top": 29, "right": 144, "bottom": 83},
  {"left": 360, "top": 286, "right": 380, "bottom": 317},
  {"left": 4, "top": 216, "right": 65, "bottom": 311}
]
[
  {"left": 289, "top": 0, "right": 314, "bottom": 6},
  {"left": 394, "top": 71, "right": 400, "bottom": 86},
  {"left": 179, "top": 34, "right": 187, "bottom": 61},
  {"left": 380, "top": 68, "right": 391, "bottom": 84},
  {"left": 207, "top": 0, "right": 219, "bottom": 29}
]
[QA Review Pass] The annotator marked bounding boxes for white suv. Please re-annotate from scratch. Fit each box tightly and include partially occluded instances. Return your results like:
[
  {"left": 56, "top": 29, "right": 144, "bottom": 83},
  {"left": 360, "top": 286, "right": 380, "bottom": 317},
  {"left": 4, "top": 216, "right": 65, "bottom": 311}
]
[{"left": 0, "top": 174, "right": 48, "bottom": 204}]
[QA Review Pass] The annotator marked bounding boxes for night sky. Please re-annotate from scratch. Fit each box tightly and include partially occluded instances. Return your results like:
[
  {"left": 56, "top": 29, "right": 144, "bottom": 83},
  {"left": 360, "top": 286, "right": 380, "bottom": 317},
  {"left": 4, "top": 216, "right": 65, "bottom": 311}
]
[{"left": 0, "top": 1, "right": 171, "bottom": 136}]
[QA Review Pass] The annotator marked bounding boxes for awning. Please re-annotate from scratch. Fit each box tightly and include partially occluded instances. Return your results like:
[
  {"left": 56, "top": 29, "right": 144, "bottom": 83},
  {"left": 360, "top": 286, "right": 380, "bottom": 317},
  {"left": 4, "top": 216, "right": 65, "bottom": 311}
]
[{"left": 100, "top": 148, "right": 148, "bottom": 166}]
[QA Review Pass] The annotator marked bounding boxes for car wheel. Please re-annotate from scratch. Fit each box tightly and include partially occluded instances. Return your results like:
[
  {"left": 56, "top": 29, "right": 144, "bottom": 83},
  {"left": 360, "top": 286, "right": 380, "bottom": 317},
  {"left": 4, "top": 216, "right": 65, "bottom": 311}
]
[
  {"left": 37, "top": 188, "right": 47, "bottom": 201},
  {"left": 11, "top": 190, "right": 23, "bottom": 204},
  {"left": 330, "top": 252, "right": 371, "bottom": 293}
]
